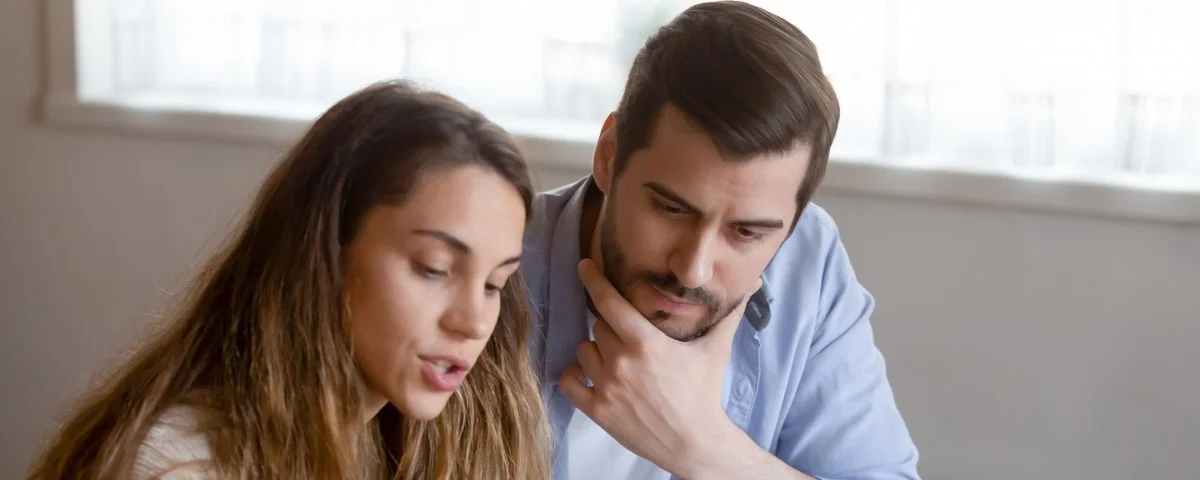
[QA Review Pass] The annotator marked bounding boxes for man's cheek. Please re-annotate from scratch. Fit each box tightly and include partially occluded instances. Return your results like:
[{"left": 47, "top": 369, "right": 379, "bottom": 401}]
[{"left": 623, "top": 214, "right": 670, "bottom": 258}]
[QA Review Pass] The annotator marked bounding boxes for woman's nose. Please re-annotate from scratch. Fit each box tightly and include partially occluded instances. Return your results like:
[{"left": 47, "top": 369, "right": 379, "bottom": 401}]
[{"left": 440, "top": 292, "right": 491, "bottom": 340}]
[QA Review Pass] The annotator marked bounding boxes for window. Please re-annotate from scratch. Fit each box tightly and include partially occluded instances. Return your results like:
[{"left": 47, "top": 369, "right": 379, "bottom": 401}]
[{"left": 46, "top": 0, "right": 1200, "bottom": 222}]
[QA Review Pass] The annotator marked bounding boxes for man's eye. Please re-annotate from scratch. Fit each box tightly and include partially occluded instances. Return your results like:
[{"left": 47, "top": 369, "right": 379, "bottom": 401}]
[
  {"left": 662, "top": 203, "right": 685, "bottom": 215},
  {"left": 736, "top": 227, "right": 765, "bottom": 241}
]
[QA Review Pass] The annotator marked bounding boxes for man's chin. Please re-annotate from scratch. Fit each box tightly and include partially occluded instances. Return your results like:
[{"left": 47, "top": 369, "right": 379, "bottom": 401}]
[
  {"left": 620, "top": 284, "right": 719, "bottom": 340},
  {"left": 648, "top": 315, "right": 710, "bottom": 342}
]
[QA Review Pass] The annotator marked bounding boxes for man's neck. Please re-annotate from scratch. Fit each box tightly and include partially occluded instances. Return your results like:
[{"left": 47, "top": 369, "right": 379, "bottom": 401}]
[
  {"left": 579, "top": 179, "right": 605, "bottom": 316},
  {"left": 578, "top": 179, "right": 604, "bottom": 267}
]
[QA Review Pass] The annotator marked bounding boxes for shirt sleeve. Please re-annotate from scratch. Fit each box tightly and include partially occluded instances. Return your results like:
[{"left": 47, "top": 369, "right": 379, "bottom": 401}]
[
  {"left": 773, "top": 225, "right": 921, "bottom": 480},
  {"left": 131, "top": 406, "right": 218, "bottom": 480}
]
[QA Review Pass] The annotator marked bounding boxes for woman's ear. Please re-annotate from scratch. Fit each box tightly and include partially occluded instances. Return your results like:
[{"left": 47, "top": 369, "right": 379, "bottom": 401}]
[{"left": 593, "top": 113, "right": 617, "bottom": 195}]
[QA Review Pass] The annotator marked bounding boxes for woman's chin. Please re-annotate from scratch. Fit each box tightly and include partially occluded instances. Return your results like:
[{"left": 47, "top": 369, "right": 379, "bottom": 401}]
[{"left": 393, "top": 392, "right": 453, "bottom": 421}]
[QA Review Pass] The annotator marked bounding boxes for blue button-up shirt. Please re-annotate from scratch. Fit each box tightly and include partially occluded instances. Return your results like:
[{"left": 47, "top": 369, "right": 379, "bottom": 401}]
[{"left": 521, "top": 177, "right": 920, "bottom": 480}]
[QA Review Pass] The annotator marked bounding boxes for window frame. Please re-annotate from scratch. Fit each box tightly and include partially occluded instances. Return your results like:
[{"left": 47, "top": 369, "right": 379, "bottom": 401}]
[{"left": 42, "top": 0, "right": 1200, "bottom": 226}]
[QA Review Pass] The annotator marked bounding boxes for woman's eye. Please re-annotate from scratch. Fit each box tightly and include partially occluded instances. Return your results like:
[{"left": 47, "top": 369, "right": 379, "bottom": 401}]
[
  {"left": 484, "top": 283, "right": 502, "bottom": 296},
  {"left": 417, "top": 264, "right": 448, "bottom": 279}
]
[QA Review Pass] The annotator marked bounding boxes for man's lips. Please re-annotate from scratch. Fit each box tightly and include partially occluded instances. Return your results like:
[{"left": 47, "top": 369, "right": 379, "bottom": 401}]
[{"left": 649, "top": 285, "right": 704, "bottom": 312}]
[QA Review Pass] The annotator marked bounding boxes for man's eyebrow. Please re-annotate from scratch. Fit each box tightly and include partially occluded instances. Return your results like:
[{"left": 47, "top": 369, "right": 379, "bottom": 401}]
[
  {"left": 413, "top": 229, "right": 522, "bottom": 266},
  {"left": 643, "top": 182, "right": 701, "bottom": 214},
  {"left": 732, "top": 218, "right": 785, "bottom": 230},
  {"left": 643, "top": 182, "right": 785, "bottom": 230}
]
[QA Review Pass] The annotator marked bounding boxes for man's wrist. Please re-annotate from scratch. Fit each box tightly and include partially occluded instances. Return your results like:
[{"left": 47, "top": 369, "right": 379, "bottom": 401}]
[
  {"left": 674, "top": 418, "right": 816, "bottom": 480},
  {"left": 673, "top": 417, "right": 754, "bottom": 479}
]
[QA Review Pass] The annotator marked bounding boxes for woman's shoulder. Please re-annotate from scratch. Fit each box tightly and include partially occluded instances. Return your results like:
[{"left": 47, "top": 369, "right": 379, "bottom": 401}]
[{"left": 132, "top": 404, "right": 218, "bottom": 479}]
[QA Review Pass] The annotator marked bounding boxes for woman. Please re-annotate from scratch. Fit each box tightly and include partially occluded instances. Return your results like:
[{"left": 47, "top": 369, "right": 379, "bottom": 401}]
[{"left": 27, "top": 81, "right": 550, "bottom": 479}]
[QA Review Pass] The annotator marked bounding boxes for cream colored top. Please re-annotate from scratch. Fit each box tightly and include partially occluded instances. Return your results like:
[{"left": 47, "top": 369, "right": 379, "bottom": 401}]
[{"left": 131, "top": 405, "right": 217, "bottom": 479}]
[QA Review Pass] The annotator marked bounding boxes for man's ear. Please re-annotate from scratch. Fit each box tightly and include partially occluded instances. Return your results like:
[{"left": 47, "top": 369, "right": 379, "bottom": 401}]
[{"left": 593, "top": 113, "right": 617, "bottom": 195}]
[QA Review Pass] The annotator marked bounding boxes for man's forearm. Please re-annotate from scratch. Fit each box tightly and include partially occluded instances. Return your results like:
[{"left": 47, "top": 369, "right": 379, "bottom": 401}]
[{"left": 675, "top": 419, "right": 815, "bottom": 480}]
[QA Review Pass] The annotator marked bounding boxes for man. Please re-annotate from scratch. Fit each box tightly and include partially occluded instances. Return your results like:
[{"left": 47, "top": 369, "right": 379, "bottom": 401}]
[{"left": 520, "top": 2, "right": 920, "bottom": 479}]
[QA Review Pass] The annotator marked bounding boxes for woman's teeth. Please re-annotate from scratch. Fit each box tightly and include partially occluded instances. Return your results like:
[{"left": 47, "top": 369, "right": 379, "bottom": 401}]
[{"left": 432, "top": 360, "right": 452, "bottom": 374}]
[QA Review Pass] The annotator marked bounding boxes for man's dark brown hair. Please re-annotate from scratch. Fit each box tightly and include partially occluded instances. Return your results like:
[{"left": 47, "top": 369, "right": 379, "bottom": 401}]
[{"left": 613, "top": 1, "right": 840, "bottom": 228}]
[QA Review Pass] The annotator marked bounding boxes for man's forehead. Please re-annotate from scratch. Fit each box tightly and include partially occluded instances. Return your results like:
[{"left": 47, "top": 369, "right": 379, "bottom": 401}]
[
  {"left": 640, "top": 103, "right": 812, "bottom": 163},
  {"left": 630, "top": 163, "right": 802, "bottom": 223},
  {"left": 619, "top": 105, "right": 811, "bottom": 218},
  {"left": 631, "top": 141, "right": 809, "bottom": 196}
]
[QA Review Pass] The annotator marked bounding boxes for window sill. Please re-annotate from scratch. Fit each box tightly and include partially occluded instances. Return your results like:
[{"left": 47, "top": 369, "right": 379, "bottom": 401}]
[{"left": 42, "top": 95, "right": 1200, "bottom": 226}]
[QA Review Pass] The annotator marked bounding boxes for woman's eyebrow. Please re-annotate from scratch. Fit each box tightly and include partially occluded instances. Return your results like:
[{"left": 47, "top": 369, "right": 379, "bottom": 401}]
[{"left": 414, "top": 228, "right": 521, "bottom": 267}]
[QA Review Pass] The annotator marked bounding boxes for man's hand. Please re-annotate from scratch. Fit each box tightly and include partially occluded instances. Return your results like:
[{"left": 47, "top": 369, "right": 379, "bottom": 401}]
[{"left": 558, "top": 259, "right": 759, "bottom": 476}]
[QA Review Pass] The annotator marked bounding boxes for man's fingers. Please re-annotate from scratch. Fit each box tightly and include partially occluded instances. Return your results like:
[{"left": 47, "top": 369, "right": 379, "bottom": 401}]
[
  {"left": 559, "top": 363, "right": 595, "bottom": 413},
  {"left": 592, "top": 318, "right": 621, "bottom": 357},
  {"left": 578, "top": 259, "right": 653, "bottom": 341},
  {"left": 577, "top": 340, "right": 604, "bottom": 379}
]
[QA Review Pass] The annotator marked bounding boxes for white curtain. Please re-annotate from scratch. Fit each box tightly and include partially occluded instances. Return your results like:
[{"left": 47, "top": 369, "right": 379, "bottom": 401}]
[{"left": 98, "top": 0, "right": 1200, "bottom": 186}]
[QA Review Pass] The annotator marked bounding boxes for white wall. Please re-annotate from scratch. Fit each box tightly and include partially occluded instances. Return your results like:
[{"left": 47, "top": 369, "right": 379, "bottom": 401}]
[{"left": 3, "top": 1, "right": 1199, "bottom": 479}]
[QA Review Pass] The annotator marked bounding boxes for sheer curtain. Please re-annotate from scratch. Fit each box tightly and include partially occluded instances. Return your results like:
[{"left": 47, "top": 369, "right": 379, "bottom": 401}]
[{"left": 92, "top": 0, "right": 1200, "bottom": 187}]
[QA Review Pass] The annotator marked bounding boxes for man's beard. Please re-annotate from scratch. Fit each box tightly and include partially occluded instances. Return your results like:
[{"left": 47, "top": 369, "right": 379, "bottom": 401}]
[{"left": 598, "top": 208, "right": 743, "bottom": 342}]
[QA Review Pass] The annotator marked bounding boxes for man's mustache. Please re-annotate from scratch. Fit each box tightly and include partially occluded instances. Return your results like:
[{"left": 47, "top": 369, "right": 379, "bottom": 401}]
[{"left": 636, "top": 271, "right": 719, "bottom": 310}]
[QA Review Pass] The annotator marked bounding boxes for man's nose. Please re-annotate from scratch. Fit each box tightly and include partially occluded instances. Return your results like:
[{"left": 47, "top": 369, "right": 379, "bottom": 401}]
[{"left": 668, "top": 230, "right": 715, "bottom": 289}]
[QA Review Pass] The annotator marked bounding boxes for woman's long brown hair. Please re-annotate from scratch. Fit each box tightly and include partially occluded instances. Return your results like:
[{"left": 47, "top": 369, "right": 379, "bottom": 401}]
[{"left": 26, "top": 80, "right": 551, "bottom": 479}]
